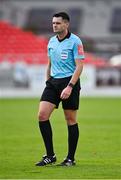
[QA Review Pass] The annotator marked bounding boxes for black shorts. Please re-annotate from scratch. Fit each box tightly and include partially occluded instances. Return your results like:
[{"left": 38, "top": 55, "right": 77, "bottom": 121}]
[{"left": 40, "top": 76, "right": 81, "bottom": 110}]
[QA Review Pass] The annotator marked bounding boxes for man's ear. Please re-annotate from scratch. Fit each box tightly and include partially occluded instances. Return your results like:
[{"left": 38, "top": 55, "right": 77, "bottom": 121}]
[{"left": 66, "top": 22, "right": 69, "bottom": 28}]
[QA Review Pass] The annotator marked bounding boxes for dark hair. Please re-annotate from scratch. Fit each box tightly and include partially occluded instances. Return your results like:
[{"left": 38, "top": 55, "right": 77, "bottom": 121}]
[{"left": 53, "top": 12, "right": 70, "bottom": 22}]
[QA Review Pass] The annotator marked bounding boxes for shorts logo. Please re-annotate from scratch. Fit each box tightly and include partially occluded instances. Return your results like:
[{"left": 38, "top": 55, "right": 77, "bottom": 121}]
[
  {"left": 78, "top": 45, "right": 84, "bottom": 55},
  {"left": 61, "top": 51, "right": 68, "bottom": 59}
]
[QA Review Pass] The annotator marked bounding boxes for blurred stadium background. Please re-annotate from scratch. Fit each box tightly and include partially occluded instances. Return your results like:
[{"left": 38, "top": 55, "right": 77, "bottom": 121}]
[
  {"left": 0, "top": 1, "right": 121, "bottom": 179},
  {"left": 0, "top": 0, "right": 121, "bottom": 98}
]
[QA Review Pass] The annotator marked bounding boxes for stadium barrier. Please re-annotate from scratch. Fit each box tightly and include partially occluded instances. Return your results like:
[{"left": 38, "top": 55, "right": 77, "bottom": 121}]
[{"left": 0, "top": 64, "right": 121, "bottom": 98}]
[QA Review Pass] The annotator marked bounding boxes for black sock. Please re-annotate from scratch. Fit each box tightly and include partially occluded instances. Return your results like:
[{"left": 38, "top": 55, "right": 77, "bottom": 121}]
[
  {"left": 39, "top": 120, "right": 54, "bottom": 157},
  {"left": 67, "top": 123, "right": 79, "bottom": 161}
]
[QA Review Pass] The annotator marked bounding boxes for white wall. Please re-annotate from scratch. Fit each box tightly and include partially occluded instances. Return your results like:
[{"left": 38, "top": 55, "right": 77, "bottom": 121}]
[{"left": 0, "top": 64, "right": 121, "bottom": 98}]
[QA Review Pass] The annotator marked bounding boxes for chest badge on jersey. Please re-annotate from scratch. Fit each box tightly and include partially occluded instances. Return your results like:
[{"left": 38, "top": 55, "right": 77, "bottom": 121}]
[{"left": 61, "top": 51, "right": 68, "bottom": 60}]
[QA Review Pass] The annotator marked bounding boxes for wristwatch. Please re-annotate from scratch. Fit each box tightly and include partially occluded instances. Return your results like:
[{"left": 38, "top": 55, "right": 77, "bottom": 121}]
[{"left": 68, "top": 82, "right": 74, "bottom": 88}]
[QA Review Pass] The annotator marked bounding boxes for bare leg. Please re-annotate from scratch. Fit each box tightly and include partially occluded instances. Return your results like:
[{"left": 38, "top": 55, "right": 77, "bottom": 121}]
[{"left": 38, "top": 101, "right": 56, "bottom": 122}]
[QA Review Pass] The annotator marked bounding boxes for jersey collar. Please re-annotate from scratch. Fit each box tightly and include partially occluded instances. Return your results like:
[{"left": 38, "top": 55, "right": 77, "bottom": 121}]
[{"left": 57, "top": 31, "right": 71, "bottom": 42}]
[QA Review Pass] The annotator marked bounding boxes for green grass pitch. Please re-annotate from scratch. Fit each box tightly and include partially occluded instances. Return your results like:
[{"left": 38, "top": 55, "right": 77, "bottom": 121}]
[{"left": 0, "top": 97, "right": 121, "bottom": 179}]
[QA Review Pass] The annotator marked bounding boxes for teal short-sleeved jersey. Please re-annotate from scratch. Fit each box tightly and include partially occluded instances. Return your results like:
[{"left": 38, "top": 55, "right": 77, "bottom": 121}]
[{"left": 48, "top": 32, "right": 85, "bottom": 78}]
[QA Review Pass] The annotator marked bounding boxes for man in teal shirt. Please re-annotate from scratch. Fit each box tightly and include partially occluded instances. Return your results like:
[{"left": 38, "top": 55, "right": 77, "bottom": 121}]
[
  {"left": 36, "top": 12, "right": 84, "bottom": 166},
  {"left": 48, "top": 30, "right": 84, "bottom": 78}
]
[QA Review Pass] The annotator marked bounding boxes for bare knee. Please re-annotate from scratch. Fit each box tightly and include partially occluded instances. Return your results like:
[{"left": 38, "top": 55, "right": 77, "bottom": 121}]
[
  {"left": 38, "top": 111, "right": 49, "bottom": 122},
  {"left": 37, "top": 101, "right": 55, "bottom": 122},
  {"left": 65, "top": 114, "right": 77, "bottom": 125}
]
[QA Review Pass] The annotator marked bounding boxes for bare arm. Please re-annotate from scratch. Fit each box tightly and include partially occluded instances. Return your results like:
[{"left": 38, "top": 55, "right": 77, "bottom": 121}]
[
  {"left": 60, "top": 59, "right": 83, "bottom": 99},
  {"left": 46, "top": 58, "right": 51, "bottom": 80},
  {"left": 68, "top": 60, "right": 83, "bottom": 85}
]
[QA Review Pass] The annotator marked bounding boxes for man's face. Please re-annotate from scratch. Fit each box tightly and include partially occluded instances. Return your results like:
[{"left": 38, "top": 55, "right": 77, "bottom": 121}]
[{"left": 52, "top": 17, "right": 69, "bottom": 33}]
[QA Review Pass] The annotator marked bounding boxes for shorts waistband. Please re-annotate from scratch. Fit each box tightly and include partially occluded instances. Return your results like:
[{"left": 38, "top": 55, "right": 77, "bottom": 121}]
[{"left": 50, "top": 76, "right": 72, "bottom": 81}]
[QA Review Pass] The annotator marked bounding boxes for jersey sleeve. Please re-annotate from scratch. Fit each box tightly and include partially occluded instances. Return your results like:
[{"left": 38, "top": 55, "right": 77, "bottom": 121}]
[
  {"left": 47, "top": 42, "right": 51, "bottom": 57},
  {"left": 73, "top": 38, "right": 85, "bottom": 60}
]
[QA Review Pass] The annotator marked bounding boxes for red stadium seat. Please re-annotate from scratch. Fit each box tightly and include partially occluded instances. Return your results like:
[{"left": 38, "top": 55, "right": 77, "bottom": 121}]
[
  {"left": 0, "top": 21, "right": 107, "bottom": 66},
  {"left": 0, "top": 21, "right": 48, "bottom": 64}
]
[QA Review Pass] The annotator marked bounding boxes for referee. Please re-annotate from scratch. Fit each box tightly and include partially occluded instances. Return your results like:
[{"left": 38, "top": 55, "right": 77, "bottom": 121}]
[{"left": 36, "top": 12, "right": 84, "bottom": 166}]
